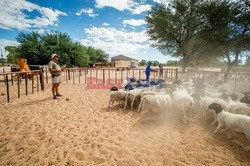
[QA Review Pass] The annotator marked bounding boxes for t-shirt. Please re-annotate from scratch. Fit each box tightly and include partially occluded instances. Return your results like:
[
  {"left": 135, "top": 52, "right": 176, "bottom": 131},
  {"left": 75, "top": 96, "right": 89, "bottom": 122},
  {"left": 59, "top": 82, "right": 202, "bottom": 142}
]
[{"left": 48, "top": 61, "right": 61, "bottom": 76}]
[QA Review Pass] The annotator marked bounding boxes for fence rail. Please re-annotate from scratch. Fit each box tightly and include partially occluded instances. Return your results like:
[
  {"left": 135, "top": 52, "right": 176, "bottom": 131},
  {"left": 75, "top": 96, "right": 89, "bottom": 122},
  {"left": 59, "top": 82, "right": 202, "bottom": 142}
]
[
  {"left": 0, "top": 70, "right": 43, "bottom": 102},
  {"left": 1, "top": 67, "right": 250, "bottom": 102}
]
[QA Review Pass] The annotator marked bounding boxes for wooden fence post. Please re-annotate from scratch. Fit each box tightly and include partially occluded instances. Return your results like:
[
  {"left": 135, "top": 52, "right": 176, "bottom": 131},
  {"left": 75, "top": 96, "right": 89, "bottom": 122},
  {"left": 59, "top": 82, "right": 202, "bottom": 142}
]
[
  {"left": 46, "top": 68, "right": 48, "bottom": 83},
  {"left": 103, "top": 69, "right": 105, "bottom": 83},
  {"left": 11, "top": 74, "right": 13, "bottom": 85},
  {"left": 73, "top": 70, "right": 75, "bottom": 84},
  {"left": 108, "top": 68, "right": 110, "bottom": 83},
  {"left": 115, "top": 69, "right": 117, "bottom": 84},
  {"left": 139, "top": 69, "right": 141, "bottom": 80},
  {"left": 39, "top": 69, "right": 44, "bottom": 90},
  {"left": 25, "top": 73, "right": 28, "bottom": 95},
  {"left": 96, "top": 69, "right": 98, "bottom": 85},
  {"left": 85, "top": 69, "right": 87, "bottom": 84},
  {"left": 68, "top": 69, "right": 70, "bottom": 81},
  {"left": 36, "top": 75, "right": 39, "bottom": 92},
  {"left": 17, "top": 74, "right": 20, "bottom": 98},
  {"left": 6, "top": 74, "right": 10, "bottom": 102},
  {"left": 32, "top": 73, "right": 34, "bottom": 94},
  {"left": 175, "top": 68, "right": 178, "bottom": 80},
  {"left": 79, "top": 69, "right": 81, "bottom": 83}
]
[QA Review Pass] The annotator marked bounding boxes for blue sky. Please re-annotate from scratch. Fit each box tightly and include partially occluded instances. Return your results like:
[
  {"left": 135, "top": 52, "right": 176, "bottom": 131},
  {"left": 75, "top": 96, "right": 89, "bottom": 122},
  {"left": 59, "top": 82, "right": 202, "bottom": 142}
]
[{"left": 0, "top": 0, "right": 179, "bottom": 63}]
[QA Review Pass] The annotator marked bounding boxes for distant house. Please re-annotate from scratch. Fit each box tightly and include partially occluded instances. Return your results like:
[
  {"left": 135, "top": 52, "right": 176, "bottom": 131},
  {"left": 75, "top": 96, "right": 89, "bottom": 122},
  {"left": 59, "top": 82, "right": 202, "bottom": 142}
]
[{"left": 111, "top": 55, "right": 138, "bottom": 68}]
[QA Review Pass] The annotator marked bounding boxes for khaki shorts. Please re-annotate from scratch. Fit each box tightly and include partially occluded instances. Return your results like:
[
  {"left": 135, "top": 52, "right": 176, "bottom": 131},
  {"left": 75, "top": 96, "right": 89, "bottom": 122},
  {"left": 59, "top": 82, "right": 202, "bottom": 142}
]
[{"left": 51, "top": 75, "right": 61, "bottom": 83}]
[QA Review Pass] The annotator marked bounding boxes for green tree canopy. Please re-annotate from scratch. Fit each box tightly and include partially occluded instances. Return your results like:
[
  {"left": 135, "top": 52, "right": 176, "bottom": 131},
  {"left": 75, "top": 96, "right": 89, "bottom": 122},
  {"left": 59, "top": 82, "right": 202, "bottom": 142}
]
[
  {"left": 9, "top": 31, "right": 109, "bottom": 67},
  {"left": 139, "top": 59, "right": 147, "bottom": 66},
  {"left": 5, "top": 46, "right": 19, "bottom": 64},
  {"left": 146, "top": 0, "right": 204, "bottom": 72},
  {"left": 152, "top": 60, "right": 160, "bottom": 66}
]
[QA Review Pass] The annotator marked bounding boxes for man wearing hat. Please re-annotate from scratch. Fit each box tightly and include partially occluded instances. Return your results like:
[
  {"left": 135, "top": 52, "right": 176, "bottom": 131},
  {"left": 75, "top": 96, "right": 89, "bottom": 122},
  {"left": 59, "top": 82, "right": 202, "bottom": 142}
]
[{"left": 48, "top": 53, "right": 66, "bottom": 99}]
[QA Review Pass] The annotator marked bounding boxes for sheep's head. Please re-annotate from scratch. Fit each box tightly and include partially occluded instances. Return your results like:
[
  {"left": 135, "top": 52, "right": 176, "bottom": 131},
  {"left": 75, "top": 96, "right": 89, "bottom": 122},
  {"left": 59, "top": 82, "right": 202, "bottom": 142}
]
[
  {"left": 208, "top": 103, "right": 223, "bottom": 114},
  {"left": 110, "top": 86, "right": 118, "bottom": 91}
]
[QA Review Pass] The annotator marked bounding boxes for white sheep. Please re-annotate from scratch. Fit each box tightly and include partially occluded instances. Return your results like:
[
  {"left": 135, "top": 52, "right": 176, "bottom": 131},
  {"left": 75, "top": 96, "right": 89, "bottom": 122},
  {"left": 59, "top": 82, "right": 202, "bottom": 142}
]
[
  {"left": 225, "top": 96, "right": 250, "bottom": 116},
  {"left": 204, "top": 90, "right": 223, "bottom": 98},
  {"left": 198, "top": 96, "right": 228, "bottom": 125},
  {"left": 209, "top": 103, "right": 250, "bottom": 151},
  {"left": 138, "top": 94, "right": 172, "bottom": 120},
  {"left": 109, "top": 90, "right": 128, "bottom": 108},
  {"left": 172, "top": 88, "right": 194, "bottom": 124},
  {"left": 124, "top": 89, "right": 144, "bottom": 110}
]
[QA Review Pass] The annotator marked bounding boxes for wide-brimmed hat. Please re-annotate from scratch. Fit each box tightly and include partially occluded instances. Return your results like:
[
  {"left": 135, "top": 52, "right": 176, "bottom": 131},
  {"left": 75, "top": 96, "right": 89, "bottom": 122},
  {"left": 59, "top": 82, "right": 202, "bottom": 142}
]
[{"left": 51, "top": 53, "right": 59, "bottom": 59}]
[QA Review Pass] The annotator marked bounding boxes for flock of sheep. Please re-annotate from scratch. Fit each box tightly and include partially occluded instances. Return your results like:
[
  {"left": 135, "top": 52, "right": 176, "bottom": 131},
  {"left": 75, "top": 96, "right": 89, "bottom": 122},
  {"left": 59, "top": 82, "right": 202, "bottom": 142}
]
[{"left": 108, "top": 76, "right": 250, "bottom": 151}]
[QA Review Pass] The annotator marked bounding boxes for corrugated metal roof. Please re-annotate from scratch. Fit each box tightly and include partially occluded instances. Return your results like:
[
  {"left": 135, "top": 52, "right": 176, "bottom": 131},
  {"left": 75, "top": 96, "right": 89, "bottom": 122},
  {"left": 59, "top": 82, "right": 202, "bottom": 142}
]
[{"left": 111, "top": 55, "right": 138, "bottom": 61}]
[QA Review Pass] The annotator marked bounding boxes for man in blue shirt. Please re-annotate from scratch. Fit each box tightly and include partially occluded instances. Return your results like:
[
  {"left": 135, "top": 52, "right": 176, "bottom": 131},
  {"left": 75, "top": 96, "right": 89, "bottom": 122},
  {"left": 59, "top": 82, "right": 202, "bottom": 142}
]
[{"left": 145, "top": 61, "right": 152, "bottom": 82}]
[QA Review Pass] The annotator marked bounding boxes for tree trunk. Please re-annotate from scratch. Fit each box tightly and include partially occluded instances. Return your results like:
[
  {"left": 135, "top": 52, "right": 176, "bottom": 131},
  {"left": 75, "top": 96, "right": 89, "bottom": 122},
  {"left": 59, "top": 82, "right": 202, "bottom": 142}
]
[
  {"left": 223, "top": 51, "right": 239, "bottom": 83},
  {"left": 182, "top": 53, "right": 190, "bottom": 73},
  {"left": 182, "top": 61, "right": 187, "bottom": 73},
  {"left": 224, "top": 63, "right": 233, "bottom": 82}
]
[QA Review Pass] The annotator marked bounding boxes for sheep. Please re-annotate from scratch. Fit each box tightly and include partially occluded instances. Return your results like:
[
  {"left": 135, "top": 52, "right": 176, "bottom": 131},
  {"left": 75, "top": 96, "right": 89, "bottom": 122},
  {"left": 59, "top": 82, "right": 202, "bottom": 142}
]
[
  {"left": 110, "top": 86, "right": 118, "bottom": 91},
  {"left": 208, "top": 103, "right": 250, "bottom": 151},
  {"left": 224, "top": 95, "right": 250, "bottom": 116},
  {"left": 109, "top": 90, "right": 128, "bottom": 108},
  {"left": 240, "top": 96, "right": 250, "bottom": 104},
  {"left": 171, "top": 88, "right": 194, "bottom": 124},
  {"left": 138, "top": 94, "right": 172, "bottom": 121},
  {"left": 197, "top": 95, "right": 228, "bottom": 125},
  {"left": 204, "top": 90, "right": 223, "bottom": 98},
  {"left": 240, "top": 92, "right": 250, "bottom": 104},
  {"left": 139, "top": 91, "right": 159, "bottom": 99},
  {"left": 124, "top": 89, "right": 144, "bottom": 110}
]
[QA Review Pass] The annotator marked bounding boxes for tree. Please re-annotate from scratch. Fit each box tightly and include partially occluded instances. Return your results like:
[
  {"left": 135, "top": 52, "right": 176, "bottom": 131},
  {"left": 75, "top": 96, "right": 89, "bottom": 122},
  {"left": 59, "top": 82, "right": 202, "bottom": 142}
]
[
  {"left": 16, "top": 31, "right": 46, "bottom": 65},
  {"left": 87, "top": 47, "right": 109, "bottom": 64},
  {"left": 139, "top": 59, "right": 147, "bottom": 66},
  {"left": 199, "top": 0, "right": 250, "bottom": 81},
  {"left": 145, "top": 0, "right": 204, "bottom": 72},
  {"left": 14, "top": 31, "right": 109, "bottom": 67},
  {"left": 5, "top": 46, "right": 19, "bottom": 64},
  {"left": 152, "top": 60, "right": 160, "bottom": 66},
  {"left": 245, "top": 56, "right": 250, "bottom": 66},
  {"left": 166, "top": 60, "right": 179, "bottom": 66}
]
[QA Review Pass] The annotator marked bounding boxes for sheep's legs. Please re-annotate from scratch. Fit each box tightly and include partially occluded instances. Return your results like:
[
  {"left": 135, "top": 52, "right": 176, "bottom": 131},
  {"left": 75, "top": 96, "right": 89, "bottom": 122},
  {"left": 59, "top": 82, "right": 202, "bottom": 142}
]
[
  {"left": 108, "top": 100, "right": 112, "bottom": 109},
  {"left": 245, "top": 136, "right": 250, "bottom": 151},
  {"left": 213, "top": 122, "right": 223, "bottom": 134},
  {"left": 131, "top": 100, "right": 135, "bottom": 111},
  {"left": 210, "top": 111, "right": 217, "bottom": 125},
  {"left": 140, "top": 109, "right": 148, "bottom": 121},
  {"left": 203, "top": 108, "right": 207, "bottom": 121},
  {"left": 182, "top": 109, "right": 187, "bottom": 124},
  {"left": 124, "top": 99, "right": 128, "bottom": 109}
]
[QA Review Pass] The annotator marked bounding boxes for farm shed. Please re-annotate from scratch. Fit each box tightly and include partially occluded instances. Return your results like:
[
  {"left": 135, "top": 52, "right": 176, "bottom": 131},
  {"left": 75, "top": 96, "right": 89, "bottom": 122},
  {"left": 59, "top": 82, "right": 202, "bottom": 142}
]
[{"left": 111, "top": 55, "right": 138, "bottom": 68}]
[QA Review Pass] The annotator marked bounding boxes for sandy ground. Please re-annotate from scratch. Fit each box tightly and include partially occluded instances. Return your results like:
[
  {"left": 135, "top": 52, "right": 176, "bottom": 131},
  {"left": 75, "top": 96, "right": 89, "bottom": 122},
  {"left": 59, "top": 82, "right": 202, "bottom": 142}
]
[{"left": 0, "top": 82, "right": 250, "bottom": 166}]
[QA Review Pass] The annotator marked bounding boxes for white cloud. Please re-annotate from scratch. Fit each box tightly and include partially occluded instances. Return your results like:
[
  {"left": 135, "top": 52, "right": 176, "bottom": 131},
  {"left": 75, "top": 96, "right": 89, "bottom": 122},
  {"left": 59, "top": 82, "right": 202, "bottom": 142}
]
[
  {"left": 102, "top": 23, "right": 110, "bottom": 26},
  {"left": 80, "top": 27, "right": 150, "bottom": 57},
  {"left": 152, "top": 0, "right": 172, "bottom": 5},
  {"left": 132, "top": 4, "right": 151, "bottom": 14},
  {"left": 0, "top": 39, "right": 19, "bottom": 58},
  {"left": 95, "top": 0, "right": 150, "bottom": 14},
  {"left": 95, "top": 0, "right": 135, "bottom": 11},
  {"left": 123, "top": 19, "right": 146, "bottom": 27},
  {"left": 0, "top": 0, "right": 67, "bottom": 30},
  {"left": 76, "top": 8, "right": 98, "bottom": 18}
]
